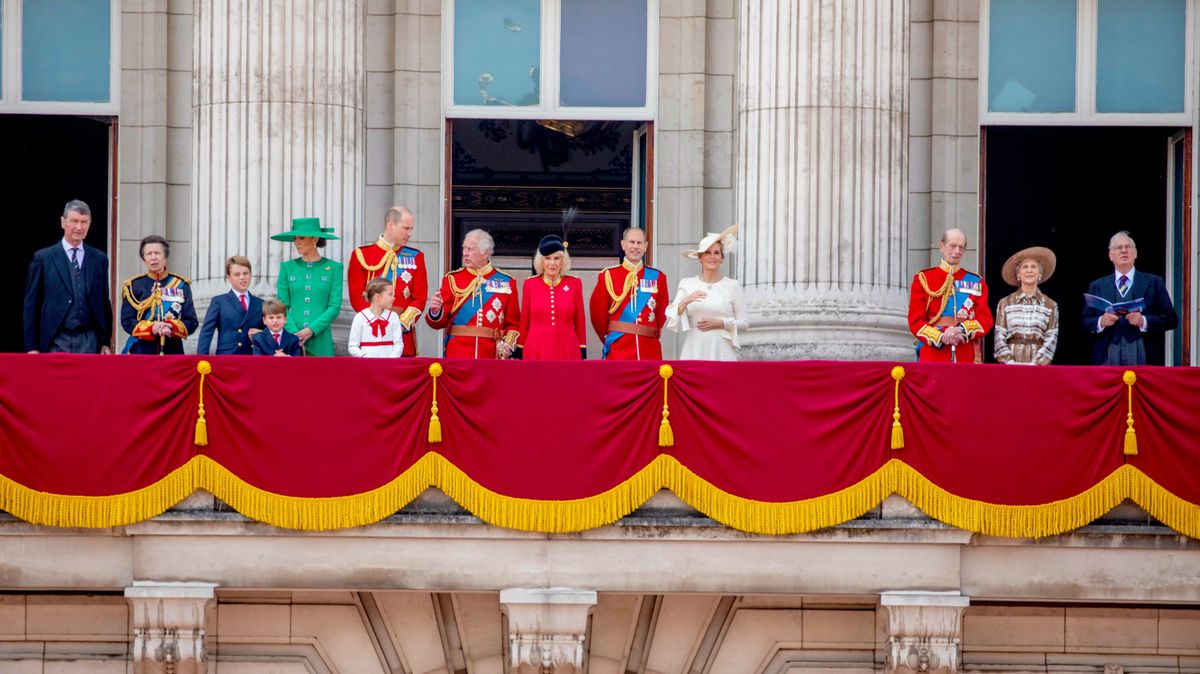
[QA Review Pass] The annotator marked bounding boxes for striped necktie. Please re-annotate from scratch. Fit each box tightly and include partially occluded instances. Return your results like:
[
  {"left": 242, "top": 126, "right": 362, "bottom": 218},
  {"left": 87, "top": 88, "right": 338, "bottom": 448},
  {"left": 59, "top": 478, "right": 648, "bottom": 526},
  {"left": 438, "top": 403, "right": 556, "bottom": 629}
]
[{"left": 1118, "top": 275, "right": 1129, "bottom": 297}]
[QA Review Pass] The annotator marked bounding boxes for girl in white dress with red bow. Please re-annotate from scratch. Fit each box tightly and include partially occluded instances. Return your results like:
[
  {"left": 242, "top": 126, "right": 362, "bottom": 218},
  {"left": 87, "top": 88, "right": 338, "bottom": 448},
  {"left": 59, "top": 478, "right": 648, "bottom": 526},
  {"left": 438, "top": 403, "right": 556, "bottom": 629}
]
[{"left": 349, "top": 277, "right": 405, "bottom": 358}]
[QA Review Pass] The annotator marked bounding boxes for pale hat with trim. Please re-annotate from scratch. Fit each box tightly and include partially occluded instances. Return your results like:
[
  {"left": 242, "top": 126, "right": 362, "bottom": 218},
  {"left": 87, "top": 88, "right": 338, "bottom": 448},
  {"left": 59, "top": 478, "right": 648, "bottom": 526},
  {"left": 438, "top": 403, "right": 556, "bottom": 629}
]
[
  {"left": 684, "top": 224, "right": 738, "bottom": 259},
  {"left": 1001, "top": 246, "right": 1056, "bottom": 286}
]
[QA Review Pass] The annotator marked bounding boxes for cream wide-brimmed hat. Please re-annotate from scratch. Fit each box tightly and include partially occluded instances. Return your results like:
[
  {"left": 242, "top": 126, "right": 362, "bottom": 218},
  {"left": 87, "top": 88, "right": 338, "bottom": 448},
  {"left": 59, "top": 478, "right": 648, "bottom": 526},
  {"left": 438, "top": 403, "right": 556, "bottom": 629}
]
[
  {"left": 684, "top": 224, "right": 738, "bottom": 259},
  {"left": 1001, "top": 246, "right": 1056, "bottom": 286}
]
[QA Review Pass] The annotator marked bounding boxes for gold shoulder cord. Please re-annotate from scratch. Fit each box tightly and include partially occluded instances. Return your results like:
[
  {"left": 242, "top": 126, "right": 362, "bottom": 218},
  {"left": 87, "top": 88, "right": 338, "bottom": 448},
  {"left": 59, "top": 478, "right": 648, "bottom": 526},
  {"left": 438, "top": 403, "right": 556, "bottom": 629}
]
[
  {"left": 447, "top": 271, "right": 485, "bottom": 315},
  {"left": 122, "top": 280, "right": 163, "bottom": 322},
  {"left": 604, "top": 268, "right": 639, "bottom": 315},
  {"left": 355, "top": 247, "right": 396, "bottom": 276},
  {"left": 916, "top": 271, "right": 954, "bottom": 320}
]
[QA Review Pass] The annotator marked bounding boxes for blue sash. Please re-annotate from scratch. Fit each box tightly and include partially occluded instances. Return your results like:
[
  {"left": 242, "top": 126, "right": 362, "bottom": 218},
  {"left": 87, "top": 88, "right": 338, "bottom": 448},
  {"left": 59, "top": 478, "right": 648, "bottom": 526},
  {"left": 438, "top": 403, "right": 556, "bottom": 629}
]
[
  {"left": 446, "top": 272, "right": 509, "bottom": 347},
  {"left": 602, "top": 268, "right": 660, "bottom": 359}
]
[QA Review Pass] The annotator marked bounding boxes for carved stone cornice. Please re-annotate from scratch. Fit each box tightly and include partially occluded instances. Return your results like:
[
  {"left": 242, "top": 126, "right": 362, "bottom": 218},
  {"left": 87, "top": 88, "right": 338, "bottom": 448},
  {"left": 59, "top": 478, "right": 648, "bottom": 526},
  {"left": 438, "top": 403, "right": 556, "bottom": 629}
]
[
  {"left": 124, "top": 581, "right": 217, "bottom": 674},
  {"left": 500, "top": 587, "right": 597, "bottom": 673},
  {"left": 881, "top": 591, "right": 970, "bottom": 674}
]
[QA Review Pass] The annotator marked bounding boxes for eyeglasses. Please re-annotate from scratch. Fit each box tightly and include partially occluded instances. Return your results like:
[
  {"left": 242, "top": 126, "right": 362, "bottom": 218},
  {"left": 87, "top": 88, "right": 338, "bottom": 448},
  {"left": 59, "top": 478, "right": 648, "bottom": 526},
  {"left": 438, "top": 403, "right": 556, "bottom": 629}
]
[{"left": 1110, "top": 245, "right": 1135, "bottom": 251}]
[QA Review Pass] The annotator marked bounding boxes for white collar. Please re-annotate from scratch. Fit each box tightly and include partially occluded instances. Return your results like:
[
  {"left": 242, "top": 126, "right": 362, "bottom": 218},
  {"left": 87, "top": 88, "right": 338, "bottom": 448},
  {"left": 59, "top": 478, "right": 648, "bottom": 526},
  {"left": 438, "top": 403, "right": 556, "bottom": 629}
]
[
  {"left": 61, "top": 239, "right": 84, "bottom": 256},
  {"left": 1114, "top": 267, "right": 1137, "bottom": 282}
]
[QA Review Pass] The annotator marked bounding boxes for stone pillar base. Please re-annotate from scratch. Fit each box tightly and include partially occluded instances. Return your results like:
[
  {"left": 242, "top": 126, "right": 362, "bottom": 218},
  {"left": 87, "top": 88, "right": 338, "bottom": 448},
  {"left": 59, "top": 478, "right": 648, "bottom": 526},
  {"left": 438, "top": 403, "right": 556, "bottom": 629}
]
[{"left": 740, "top": 293, "right": 914, "bottom": 361}]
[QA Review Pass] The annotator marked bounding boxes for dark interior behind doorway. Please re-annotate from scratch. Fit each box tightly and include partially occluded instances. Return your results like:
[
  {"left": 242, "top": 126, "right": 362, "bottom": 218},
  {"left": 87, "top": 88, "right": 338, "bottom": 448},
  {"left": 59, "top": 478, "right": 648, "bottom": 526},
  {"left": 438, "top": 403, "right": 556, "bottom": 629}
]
[
  {"left": 984, "top": 126, "right": 1180, "bottom": 365},
  {"left": 3, "top": 115, "right": 112, "bottom": 353}
]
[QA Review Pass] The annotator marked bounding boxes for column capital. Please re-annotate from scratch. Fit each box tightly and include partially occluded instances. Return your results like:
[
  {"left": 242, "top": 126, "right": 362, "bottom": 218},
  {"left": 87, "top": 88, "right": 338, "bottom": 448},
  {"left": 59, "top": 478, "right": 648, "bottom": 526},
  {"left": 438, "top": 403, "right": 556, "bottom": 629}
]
[
  {"left": 124, "top": 582, "right": 217, "bottom": 674},
  {"left": 500, "top": 587, "right": 597, "bottom": 672},
  {"left": 881, "top": 591, "right": 969, "bottom": 674}
]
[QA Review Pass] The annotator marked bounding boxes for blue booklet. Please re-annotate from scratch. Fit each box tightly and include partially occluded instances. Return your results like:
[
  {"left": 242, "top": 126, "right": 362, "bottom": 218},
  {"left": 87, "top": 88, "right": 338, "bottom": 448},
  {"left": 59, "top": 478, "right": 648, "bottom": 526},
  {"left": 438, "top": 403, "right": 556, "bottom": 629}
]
[{"left": 1084, "top": 293, "right": 1145, "bottom": 315}]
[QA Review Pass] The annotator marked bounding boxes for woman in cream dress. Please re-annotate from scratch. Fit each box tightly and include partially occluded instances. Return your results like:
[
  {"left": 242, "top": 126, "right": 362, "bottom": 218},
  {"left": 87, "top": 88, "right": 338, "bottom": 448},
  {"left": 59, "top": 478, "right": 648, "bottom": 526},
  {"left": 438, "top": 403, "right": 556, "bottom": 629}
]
[{"left": 666, "top": 225, "right": 749, "bottom": 361}]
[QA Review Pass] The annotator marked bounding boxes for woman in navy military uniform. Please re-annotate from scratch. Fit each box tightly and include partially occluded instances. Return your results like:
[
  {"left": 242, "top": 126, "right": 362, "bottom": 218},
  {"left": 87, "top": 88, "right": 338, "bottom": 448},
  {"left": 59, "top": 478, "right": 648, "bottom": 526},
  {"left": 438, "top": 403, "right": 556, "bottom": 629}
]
[
  {"left": 120, "top": 235, "right": 199, "bottom": 355},
  {"left": 272, "top": 217, "right": 343, "bottom": 357}
]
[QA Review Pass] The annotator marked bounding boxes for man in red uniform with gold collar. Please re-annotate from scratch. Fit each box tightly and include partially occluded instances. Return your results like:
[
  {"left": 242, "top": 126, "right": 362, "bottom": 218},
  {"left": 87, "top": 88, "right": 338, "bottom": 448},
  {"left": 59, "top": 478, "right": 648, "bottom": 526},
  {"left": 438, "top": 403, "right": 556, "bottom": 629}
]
[
  {"left": 347, "top": 206, "right": 428, "bottom": 356},
  {"left": 426, "top": 228, "right": 520, "bottom": 359},
  {"left": 908, "top": 228, "right": 993, "bottom": 363},
  {"left": 589, "top": 227, "right": 670, "bottom": 360}
]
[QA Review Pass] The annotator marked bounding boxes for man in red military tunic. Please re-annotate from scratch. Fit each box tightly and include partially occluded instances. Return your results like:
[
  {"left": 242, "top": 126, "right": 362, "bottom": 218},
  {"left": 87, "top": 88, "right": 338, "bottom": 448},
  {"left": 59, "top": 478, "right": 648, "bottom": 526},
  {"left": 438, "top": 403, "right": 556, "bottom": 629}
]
[
  {"left": 908, "top": 228, "right": 993, "bottom": 363},
  {"left": 426, "top": 229, "right": 520, "bottom": 359},
  {"left": 347, "top": 206, "right": 428, "bottom": 356},
  {"left": 589, "top": 227, "right": 670, "bottom": 360}
]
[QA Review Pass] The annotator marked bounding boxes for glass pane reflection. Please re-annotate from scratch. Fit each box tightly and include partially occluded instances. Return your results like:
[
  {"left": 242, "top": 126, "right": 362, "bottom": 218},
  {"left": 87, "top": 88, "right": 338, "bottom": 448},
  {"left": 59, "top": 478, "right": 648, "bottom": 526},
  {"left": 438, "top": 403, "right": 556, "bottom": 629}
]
[{"left": 453, "top": 0, "right": 541, "bottom": 107}]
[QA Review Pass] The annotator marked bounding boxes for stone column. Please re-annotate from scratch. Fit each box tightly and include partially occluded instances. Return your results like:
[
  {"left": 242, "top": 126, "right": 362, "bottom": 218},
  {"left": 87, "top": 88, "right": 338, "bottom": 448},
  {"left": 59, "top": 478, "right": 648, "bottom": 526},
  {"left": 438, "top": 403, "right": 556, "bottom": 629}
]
[
  {"left": 881, "top": 591, "right": 969, "bottom": 674},
  {"left": 125, "top": 581, "right": 217, "bottom": 674},
  {"left": 500, "top": 587, "right": 597, "bottom": 673},
  {"left": 735, "top": 0, "right": 912, "bottom": 360},
  {"left": 192, "top": 0, "right": 366, "bottom": 300}
]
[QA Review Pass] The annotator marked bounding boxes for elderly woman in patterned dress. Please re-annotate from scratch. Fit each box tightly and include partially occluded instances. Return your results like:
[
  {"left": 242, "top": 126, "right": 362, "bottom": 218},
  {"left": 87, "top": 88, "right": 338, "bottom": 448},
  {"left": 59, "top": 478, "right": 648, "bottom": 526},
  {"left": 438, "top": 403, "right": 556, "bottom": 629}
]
[{"left": 994, "top": 246, "right": 1059, "bottom": 365}]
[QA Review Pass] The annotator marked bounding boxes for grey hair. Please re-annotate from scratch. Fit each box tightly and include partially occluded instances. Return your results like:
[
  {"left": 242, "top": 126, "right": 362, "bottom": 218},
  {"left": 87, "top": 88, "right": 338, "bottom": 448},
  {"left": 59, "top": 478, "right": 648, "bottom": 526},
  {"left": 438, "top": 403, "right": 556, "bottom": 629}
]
[
  {"left": 1109, "top": 231, "right": 1136, "bottom": 250},
  {"left": 62, "top": 199, "right": 91, "bottom": 218},
  {"left": 463, "top": 228, "right": 495, "bottom": 255},
  {"left": 385, "top": 206, "right": 413, "bottom": 225}
]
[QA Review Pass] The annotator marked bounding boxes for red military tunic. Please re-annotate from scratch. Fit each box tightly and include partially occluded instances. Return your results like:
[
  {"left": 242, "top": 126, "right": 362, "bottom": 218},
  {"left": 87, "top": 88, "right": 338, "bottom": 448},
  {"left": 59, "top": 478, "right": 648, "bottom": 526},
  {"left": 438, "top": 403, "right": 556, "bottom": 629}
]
[
  {"left": 908, "top": 260, "right": 993, "bottom": 363},
  {"left": 588, "top": 260, "right": 669, "bottom": 360},
  {"left": 425, "top": 265, "right": 520, "bottom": 359},
  {"left": 519, "top": 274, "right": 587, "bottom": 360},
  {"left": 347, "top": 237, "right": 428, "bottom": 356}
]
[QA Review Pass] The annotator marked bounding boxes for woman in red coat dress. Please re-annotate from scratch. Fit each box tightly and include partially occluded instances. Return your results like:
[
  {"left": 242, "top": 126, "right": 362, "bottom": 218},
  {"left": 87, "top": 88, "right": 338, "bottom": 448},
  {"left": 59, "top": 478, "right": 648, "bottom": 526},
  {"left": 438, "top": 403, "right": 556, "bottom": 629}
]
[{"left": 518, "top": 235, "right": 588, "bottom": 360}]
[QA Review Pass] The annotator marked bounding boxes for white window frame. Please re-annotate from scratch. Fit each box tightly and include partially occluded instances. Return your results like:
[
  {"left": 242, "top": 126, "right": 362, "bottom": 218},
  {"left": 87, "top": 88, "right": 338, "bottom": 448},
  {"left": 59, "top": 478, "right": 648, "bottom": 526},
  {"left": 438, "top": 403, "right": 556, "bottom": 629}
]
[
  {"left": 442, "top": 0, "right": 658, "bottom": 121},
  {"left": 980, "top": 0, "right": 1195, "bottom": 126},
  {"left": 0, "top": 0, "right": 121, "bottom": 115}
]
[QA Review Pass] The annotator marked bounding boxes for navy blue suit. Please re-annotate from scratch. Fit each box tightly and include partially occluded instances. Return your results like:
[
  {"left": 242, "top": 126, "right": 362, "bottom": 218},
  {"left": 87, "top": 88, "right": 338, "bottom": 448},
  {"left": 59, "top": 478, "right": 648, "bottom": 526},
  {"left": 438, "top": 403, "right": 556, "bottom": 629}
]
[
  {"left": 251, "top": 329, "right": 304, "bottom": 356},
  {"left": 23, "top": 242, "right": 113, "bottom": 353},
  {"left": 197, "top": 291, "right": 265, "bottom": 355},
  {"left": 1081, "top": 269, "right": 1178, "bottom": 366}
]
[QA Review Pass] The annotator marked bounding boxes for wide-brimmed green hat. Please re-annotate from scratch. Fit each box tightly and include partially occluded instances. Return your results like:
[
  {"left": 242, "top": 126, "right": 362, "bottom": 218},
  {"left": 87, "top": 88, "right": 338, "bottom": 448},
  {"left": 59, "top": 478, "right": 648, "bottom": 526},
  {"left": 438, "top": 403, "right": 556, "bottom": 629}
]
[{"left": 270, "top": 217, "right": 339, "bottom": 241}]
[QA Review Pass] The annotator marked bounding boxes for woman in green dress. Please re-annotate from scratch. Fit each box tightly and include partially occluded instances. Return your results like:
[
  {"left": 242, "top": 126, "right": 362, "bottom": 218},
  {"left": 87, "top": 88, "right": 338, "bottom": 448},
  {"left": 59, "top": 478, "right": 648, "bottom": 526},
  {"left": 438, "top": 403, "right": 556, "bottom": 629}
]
[{"left": 271, "top": 217, "right": 343, "bottom": 356}]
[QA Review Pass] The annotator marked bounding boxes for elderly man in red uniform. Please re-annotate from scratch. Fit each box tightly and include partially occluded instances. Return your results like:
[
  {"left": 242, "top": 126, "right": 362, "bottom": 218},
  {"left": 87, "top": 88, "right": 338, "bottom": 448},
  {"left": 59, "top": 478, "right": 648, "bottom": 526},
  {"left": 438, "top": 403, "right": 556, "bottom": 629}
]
[
  {"left": 908, "top": 228, "right": 993, "bottom": 363},
  {"left": 426, "top": 228, "right": 520, "bottom": 359},
  {"left": 589, "top": 227, "right": 670, "bottom": 360},
  {"left": 347, "top": 206, "right": 428, "bottom": 356}
]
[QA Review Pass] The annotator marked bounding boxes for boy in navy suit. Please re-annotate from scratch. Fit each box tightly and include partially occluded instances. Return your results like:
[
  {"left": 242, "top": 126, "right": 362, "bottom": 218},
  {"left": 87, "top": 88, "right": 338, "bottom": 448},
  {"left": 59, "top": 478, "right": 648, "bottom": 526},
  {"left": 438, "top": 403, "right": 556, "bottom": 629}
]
[
  {"left": 252, "top": 299, "right": 304, "bottom": 356},
  {"left": 197, "top": 255, "right": 265, "bottom": 355}
]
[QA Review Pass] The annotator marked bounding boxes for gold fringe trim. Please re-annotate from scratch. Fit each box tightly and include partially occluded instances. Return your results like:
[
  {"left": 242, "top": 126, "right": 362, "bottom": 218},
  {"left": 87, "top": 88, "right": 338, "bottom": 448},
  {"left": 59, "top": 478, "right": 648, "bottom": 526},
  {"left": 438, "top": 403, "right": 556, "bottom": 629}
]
[
  {"left": 1125, "top": 466, "right": 1200, "bottom": 539},
  {"left": 195, "top": 455, "right": 434, "bottom": 531},
  {"left": 893, "top": 461, "right": 1132, "bottom": 538},
  {"left": 4, "top": 457, "right": 1200, "bottom": 538},
  {"left": 0, "top": 461, "right": 198, "bottom": 528}
]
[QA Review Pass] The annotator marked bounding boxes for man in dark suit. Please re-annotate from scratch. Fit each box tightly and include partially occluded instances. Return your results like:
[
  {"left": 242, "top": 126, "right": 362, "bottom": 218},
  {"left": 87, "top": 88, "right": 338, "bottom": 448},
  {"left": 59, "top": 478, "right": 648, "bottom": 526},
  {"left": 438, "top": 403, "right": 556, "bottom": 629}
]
[
  {"left": 23, "top": 200, "right": 113, "bottom": 354},
  {"left": 197, "top": 255, "right": 266, "bottom": 355},
  {"left": 1081, "top": 231, "right": 1178, "bottom": 366}
]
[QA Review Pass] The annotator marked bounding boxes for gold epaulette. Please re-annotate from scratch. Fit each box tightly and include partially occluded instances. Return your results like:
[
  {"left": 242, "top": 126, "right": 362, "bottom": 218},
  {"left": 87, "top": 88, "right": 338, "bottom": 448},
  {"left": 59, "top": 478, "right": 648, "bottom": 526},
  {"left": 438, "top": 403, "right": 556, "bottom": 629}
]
[{"left": 169, "top": 273, "right": 192, "bottom": 285}]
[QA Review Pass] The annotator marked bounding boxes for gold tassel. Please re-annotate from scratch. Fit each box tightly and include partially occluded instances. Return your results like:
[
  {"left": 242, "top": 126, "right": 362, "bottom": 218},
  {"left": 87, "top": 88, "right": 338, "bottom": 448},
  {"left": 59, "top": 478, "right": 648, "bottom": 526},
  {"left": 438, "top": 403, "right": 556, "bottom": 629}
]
[
  {"left": 428, "top": 362, "right": 444, "bottom": 443},
  {"left": 890, "top": 366, "right": 905, "bottom": 449},
  {"left": 1122, "top": 370, "right": 1138, "bottom": 456},
  {"left": 195, "top": 360, "right": 212, "bottom": 446},
  {"left": 658, "top": 364, "right": 674, "bottom": 447}
]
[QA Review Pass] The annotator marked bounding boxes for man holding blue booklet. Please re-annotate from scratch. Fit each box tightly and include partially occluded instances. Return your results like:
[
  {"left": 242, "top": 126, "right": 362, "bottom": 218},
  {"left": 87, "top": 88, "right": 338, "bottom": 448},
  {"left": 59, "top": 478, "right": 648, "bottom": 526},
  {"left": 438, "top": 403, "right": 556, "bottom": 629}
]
[{"left": 1081, "top": 231, "right": 1177, "bottom": 366}]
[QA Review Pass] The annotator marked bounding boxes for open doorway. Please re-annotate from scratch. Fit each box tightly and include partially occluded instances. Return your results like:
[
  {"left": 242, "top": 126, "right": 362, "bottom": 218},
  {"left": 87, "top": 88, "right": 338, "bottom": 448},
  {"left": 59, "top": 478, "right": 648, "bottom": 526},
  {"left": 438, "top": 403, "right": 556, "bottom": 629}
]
[
  {"left": 982, "top": 126, "right": 1189, "bottom": 366},
  {"left": 3, "top": 115, "right": 114, "bottom": 353},
  {"left": 443, "top": 118, "right": 652, "bottom": 357},
  {"left": 446, "top": 119, "right": 650, "bottom": 266}
]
